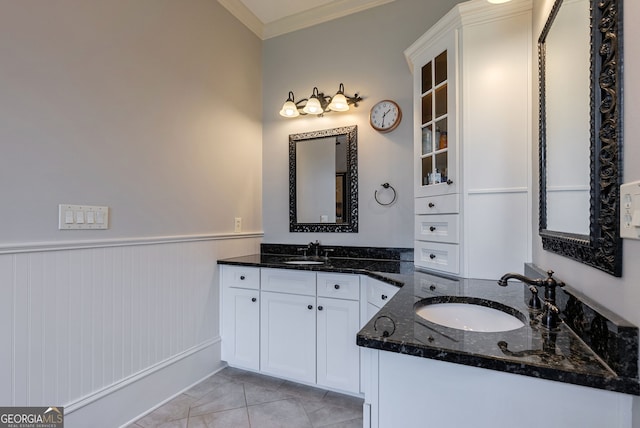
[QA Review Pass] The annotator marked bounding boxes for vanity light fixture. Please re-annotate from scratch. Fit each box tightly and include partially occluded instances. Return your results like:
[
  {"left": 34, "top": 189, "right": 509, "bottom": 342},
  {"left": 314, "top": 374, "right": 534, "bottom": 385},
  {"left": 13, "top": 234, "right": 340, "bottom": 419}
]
[{"left": 279, "top": 83, "right": 362, "bottom": 118}]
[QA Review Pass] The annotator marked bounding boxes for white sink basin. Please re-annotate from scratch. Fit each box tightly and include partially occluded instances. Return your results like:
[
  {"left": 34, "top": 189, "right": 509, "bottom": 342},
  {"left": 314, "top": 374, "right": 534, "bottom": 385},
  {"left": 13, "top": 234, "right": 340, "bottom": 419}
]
[
  {"left": 415, "top": 302, "right": 524, "bottom": 332},
  {"left": 283, "top": 260, "right": 325, "bottom": 265}
]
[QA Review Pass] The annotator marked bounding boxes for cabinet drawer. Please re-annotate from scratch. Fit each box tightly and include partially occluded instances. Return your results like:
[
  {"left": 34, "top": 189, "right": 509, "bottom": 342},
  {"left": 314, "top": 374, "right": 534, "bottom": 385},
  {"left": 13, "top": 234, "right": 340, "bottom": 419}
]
[
  {"left": 366, "top": 279, "right": 399, "bottom": 308},
  {"left": 317, "top": 273, "right": 360, "bottom": 301},
  {"left": 261, "top": 268, "right": 316, "bottom": 296},
  {"left": 414, "top": 241, "right": 459, "bottom": 275},
  {"left": 415, "top": 214, "right": 459, "bottom": 243},
  {"left": 221, "top": 265, "right": 260, "bottom": 290},
  {"left": 415, "top": 194, "right": 459, "bottom": 215}
]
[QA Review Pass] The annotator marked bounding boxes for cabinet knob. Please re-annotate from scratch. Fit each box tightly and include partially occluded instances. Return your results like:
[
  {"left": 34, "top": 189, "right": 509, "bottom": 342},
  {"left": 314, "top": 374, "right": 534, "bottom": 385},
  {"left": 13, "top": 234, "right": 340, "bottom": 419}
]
[
  {"left": 430, "top": 254, "right": 436, "bottom": 260},
  {"left": 307, "top": 305, "right": 313, "bottom": 310},
  {"left": 334, "top": 284, "right": 340, "bottom": 290},
  {"left": 251, "top": 297, "right": 257, "bottom": 302},
  {"left": 240, "top": 275, "right": 245, "bottom": 280},
  {"left": 429, "top": 284, "right": 436, "bottom": 291},
  {"left": 428, "top": 202, "right": 435, "bottom": 208},
  {"left": 318, "top": 306, "right": 324, "bottom": 311},
  {"left": 429, "top": 226, "right": 436, "bottom": 232},
  {"left": 381, "top": 294, "right": 388, "bottom": 300},
  {"left": 446, "top": 179, "right": 454, "bottom": 185}
]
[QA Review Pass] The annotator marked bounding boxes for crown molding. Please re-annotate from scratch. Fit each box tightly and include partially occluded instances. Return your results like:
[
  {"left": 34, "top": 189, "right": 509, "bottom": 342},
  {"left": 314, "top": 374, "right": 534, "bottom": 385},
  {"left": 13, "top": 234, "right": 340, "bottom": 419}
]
[
  {"left": 219, "top": 0, "right": 394, "bottom": 40},
  {"left": 218, "top": 0, "right": 265, "bottom": 39}
]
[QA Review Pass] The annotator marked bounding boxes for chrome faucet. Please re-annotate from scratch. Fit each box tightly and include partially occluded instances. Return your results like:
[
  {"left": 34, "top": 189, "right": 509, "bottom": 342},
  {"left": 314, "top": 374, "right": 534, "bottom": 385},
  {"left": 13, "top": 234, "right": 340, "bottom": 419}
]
[{"left": 498, "top": 270, "right": 565, "bottom": 329}]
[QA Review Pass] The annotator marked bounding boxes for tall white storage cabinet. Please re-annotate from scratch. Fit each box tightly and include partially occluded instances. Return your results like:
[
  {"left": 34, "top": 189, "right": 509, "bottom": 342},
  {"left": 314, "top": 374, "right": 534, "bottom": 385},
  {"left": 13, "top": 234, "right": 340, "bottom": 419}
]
[{"left": 406, "top": 0, "right": 532, "bottom": 279}]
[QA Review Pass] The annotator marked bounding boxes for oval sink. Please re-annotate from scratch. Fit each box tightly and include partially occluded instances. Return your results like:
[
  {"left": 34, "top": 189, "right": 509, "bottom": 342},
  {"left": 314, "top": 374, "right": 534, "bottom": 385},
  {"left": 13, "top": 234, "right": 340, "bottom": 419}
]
[
  {"left": 283, "top": 260, "right": 325, "bottom": 265},
  {"left": 415, "top": 301, "right": 524, "bottom": 332}
]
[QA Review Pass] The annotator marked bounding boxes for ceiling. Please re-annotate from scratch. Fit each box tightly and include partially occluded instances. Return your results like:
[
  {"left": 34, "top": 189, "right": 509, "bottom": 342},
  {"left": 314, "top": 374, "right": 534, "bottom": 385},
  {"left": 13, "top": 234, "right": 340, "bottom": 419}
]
[{"left": 217, "top": 0, "right": 395, "bottom": 40}]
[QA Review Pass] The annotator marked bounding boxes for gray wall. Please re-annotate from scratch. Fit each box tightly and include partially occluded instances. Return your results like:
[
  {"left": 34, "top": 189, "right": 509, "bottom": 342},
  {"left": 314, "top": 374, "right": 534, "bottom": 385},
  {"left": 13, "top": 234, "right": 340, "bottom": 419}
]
[
  {"left": 0, "top": 0, "right": 263, "bottom": 244},
  {"left": 261, "top": 0, "right": 463, "bottom": 247}
]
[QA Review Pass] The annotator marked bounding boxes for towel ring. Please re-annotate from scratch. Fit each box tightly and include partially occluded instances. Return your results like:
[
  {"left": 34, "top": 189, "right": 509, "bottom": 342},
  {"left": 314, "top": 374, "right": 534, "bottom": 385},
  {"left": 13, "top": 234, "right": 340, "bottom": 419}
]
[{"left": 374, "top": 182, "right": 397, "bottom": 206}]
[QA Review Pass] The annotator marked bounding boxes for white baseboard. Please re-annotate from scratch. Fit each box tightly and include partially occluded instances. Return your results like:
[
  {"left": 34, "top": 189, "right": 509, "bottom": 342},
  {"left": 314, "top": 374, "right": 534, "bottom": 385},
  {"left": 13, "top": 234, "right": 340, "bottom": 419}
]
[{"left": 63, "top": 339, "right": 223, "bottom": 428}]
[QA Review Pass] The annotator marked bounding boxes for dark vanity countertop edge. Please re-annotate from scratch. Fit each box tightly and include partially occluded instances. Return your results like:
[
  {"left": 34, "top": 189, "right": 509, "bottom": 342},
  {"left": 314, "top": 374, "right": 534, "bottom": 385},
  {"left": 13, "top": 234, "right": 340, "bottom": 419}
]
[{"left": 356, "top": 335, "right": 640, "bottom": 396}]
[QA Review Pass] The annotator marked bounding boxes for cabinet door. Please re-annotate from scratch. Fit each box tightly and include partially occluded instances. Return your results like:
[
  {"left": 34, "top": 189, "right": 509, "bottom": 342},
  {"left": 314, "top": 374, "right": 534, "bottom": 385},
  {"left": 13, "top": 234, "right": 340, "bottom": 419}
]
[
  {"left": 221, "top": 287, "right": 260, "bottom": 370},
  {"left": 316, "top": 297, "right": 360, "bottom": 393},
  {"left": 414, "top": 34, "right": 457, "bottom": 198},
  {"left": 260, "top": 291, "right": 316, "bottom": 383}
]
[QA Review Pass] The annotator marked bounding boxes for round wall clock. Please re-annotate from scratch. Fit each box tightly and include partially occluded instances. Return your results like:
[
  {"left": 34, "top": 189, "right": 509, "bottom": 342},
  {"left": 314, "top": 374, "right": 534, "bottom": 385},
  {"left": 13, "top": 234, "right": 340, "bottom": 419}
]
[{"left": 369, "top": 100, "right": 402, "bottom": 133}]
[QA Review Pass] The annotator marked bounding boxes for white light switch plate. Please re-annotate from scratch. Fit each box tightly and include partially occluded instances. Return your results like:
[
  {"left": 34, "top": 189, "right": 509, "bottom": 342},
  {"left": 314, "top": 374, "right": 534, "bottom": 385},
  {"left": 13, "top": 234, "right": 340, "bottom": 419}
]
[
  {"left": 620, "top": 181, "right": 640, "bottom": 239},
  {"left": 59, "top": 204, "right": 109, "bottom": 230}
]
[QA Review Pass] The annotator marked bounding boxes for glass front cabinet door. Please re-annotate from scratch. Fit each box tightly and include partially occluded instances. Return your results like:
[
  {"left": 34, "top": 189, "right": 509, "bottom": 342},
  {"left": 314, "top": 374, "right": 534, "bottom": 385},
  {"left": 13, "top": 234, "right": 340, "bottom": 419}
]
[{"left": 413, "top": 35, "right": 457, "bottom": 199}]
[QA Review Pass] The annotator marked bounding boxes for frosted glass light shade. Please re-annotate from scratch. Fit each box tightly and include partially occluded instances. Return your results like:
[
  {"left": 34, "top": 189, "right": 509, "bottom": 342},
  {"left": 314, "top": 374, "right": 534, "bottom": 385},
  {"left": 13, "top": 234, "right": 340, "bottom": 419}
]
[
  {"left": 328, "top": 93, "right": 349, "bottom": 112},
  {"left": 487, "top": 0, "right": 512, "bottom": 3},
  {"left": 280, "top": 100, "right": 300, "bottom": 117},
  {"left": 303, "top": 97, "right": 323, "bottom": 115}
]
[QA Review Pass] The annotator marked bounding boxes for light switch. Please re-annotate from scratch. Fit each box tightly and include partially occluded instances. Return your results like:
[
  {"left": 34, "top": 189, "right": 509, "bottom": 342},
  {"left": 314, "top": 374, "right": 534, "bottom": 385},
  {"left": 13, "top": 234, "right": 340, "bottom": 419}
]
[
  {"left": 59, "top": 204, "right": 109, "bottom": 230},
  {"left": 620, "top": 181, "right": 640, "bottom": 239}
]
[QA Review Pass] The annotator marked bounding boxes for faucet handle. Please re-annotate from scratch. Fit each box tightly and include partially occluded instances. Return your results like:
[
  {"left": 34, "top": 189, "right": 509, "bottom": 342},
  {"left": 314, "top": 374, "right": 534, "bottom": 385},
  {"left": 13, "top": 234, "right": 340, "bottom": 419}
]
[
  {"left": 544, "top": 270, "right": 565, "bottom": 288},
  {"left": 527, "top": 285, "right": 543, "bottom": 311}
]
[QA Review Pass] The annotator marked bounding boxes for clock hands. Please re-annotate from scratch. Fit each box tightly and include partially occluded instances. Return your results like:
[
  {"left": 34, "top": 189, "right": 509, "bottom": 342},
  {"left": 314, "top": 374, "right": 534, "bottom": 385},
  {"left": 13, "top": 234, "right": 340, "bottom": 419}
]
[{"left": 381, "top": 108, "right": 391, "bottom": 127}]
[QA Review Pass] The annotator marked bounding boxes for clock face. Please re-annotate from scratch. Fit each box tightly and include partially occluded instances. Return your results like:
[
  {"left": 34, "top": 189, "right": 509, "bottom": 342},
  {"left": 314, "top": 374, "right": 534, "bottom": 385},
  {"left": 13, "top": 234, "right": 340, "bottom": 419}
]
[{"left": 370, "top": 100, "right": 401, "bottom": 133}]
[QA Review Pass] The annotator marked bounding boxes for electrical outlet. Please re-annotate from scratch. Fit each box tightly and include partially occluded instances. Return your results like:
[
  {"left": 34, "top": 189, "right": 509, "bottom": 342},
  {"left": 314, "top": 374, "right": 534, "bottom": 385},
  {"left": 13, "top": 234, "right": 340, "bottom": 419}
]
[
  {"left": 234, "top": 217, "right": 242, "bottom": 233},
  {"left": 620, "top": 181, "right": 640, "bottom": 239}
]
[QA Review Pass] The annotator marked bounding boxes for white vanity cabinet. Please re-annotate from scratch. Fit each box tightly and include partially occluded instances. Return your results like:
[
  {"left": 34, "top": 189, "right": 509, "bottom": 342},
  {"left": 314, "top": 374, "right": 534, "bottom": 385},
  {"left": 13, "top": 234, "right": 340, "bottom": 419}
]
[
  {"left": 221, "top": 266, "right": 400, "bottom": 395},
  {"left": 316, "top": 273, "right": 361, "bottom": 393},
  {"left": 220, "top": 265, "right": 261, "bottom": 371},
  {"left": 406, "top": 0, "right": 532, "bottom": 279},
  {"left": 362, "top": 276, "right": 400, "bottom": 326},
  {"left": 260, "top": 269, "right": 361, "bottom": 392},
  {"left": 260, "top": 268, "right": 317, "bottom": 383}
]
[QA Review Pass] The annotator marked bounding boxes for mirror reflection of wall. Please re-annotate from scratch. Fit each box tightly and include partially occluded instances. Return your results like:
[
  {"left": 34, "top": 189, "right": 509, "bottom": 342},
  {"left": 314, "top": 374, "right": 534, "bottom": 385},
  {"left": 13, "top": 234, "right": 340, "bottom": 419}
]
[
  {"left": 296, "top": 136, "right": 336, "bottom": 223},
  {"left": 545, "top": 0, "right": 590, "bottom": 235}
]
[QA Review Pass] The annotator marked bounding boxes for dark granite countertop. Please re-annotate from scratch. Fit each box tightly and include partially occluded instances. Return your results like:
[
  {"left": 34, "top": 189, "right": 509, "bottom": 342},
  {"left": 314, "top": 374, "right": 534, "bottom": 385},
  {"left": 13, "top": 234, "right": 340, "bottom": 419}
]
[{"left": 217, "top": 253, "right": 639, "bottom": 396}]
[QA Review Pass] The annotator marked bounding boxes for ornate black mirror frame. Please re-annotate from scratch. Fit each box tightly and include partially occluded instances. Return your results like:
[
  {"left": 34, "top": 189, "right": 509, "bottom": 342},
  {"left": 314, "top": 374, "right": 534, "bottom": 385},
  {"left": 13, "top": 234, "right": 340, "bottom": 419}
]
[
  {"left": 289, "top": 125, "right": 358, "bottom": 233},
  {"left": 538, "top": 0, "right": 623, "bottom": 276}
]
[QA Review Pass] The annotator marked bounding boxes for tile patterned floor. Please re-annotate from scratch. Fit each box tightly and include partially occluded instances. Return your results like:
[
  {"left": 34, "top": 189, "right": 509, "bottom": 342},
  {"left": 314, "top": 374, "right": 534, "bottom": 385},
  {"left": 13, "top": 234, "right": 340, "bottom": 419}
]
[{"left": 128, "top": 367, "right": 364, "bottom": 428}]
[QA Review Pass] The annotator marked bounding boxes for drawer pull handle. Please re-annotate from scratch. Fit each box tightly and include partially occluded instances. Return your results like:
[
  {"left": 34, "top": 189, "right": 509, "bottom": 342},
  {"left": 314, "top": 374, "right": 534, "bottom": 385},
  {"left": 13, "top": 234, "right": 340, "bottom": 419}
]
[
  {"left": 428, "top": 202, "right": 435, "bottom": 208},
  {"left": 318, "top": 306, "right": 324, "bottom": 311},
  {"left": 334, "top": 284, "right": 340, "bottom": 290},
  {"left": 307, "top": 305, "right": 313, "bottom": 310},
  {"left": 447, "top": 179, "right": 454, "bottom": 185},
  {"left": 429, "top": 226, "right": 436, "bottom": 232},
  {"left": 240, "top": 276, "right": 245, "bottom": 280},
  {"left": 251, "top": 297, "right": 257, "bottom": 302},
  {"left": 381, "top": 294, "right": 388, "bottom": 300},
  {"left": 430, "top": 254, "right": 436, "bottom": 260}
]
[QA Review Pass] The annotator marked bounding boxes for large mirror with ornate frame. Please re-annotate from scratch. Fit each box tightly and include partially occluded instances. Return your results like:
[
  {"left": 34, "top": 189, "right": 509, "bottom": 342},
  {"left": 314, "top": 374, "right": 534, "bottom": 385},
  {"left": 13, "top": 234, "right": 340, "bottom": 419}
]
[
  {"left": 538, "top": 0, "right": 623, "bottom": 276},
  {"left": 289, "top": 125, "right": 358, "bottom": 233}
]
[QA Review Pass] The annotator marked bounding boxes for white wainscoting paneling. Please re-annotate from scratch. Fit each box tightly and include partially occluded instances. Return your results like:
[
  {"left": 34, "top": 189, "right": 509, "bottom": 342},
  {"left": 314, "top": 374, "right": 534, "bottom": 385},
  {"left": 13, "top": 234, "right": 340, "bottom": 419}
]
[{"left": 0, "top": 234, "right": 261, "bottom": 427}]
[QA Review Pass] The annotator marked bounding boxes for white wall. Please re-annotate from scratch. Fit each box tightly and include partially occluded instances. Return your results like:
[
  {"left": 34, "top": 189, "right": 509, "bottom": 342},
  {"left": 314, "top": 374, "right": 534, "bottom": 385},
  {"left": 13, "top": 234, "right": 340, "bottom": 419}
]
[
  {"left": 262, "top": 0, "right": 464, "bottom": 247},
  {"left": 0, "top": 1, "right": 264, "bottom": 426},
  {"left": 532, "top": 0, "right": 640, "bottom": 423}
]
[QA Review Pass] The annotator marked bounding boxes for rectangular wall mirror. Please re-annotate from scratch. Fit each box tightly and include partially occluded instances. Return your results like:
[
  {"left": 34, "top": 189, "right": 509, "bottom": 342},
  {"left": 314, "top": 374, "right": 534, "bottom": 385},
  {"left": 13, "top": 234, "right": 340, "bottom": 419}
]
[
  {"left": 289, "top": 125, "right": 358, "bottom": 233},
  {"left": 538, "top": 0, "right": 623, "bottom": 276}
]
